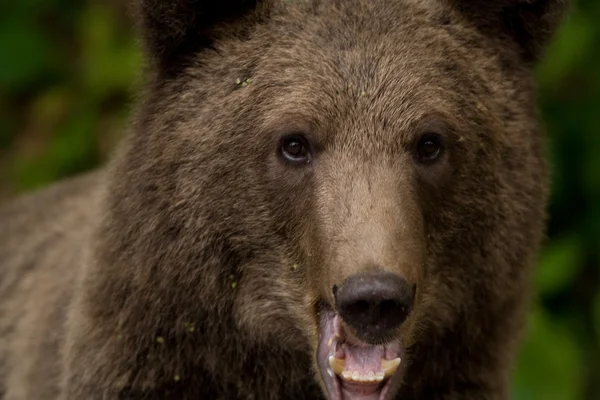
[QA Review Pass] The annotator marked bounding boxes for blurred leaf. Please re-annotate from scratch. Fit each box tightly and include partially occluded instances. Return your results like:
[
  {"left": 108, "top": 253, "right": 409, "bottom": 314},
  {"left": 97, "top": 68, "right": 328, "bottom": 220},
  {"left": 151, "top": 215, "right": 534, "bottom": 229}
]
[
  {"left": 513, "top": 306, "right": 584, "bottom": 400},
  {"left": 78, "top": 3, "right": 141, "bottom": 100},
  {"left": 536, "top": 10, "right": 593, "bottom": 88},
  {"left": 0, "top": 102, "right": 16, "bottom": 149},
  {"left": 592, "top": 289, "right": 600, "bottom": 344},
  {"left": 12, "top": 104, "right": 98, "bottom": 190},
  {"left": 0, "top": 18, "right": 56, "bottom": 91},
  {"left": 535, "top": 235, "right": 584, "bottom": 295},
  {"left": 582, "top": 119, "right": 600, "bottom": 200}
]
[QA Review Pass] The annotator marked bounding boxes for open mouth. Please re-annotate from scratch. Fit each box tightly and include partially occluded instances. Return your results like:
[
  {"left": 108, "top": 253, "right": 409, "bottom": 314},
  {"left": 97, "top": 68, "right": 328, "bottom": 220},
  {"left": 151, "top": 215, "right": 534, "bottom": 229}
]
[{"left": 317, "top": 307, "right": 404, "bottom": 400}]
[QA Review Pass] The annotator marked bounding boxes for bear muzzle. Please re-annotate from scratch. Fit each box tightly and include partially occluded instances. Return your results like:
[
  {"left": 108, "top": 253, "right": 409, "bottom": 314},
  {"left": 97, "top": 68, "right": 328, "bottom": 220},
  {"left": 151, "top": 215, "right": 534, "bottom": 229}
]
[{"left": 316, "top": 272, "right": 414, "bottom": 400}]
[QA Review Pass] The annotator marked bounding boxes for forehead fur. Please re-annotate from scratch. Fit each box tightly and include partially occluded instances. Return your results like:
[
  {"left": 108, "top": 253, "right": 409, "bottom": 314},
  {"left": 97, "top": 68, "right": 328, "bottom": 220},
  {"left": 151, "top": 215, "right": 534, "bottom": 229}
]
[{"left": 157, "top": 0, "right": 521, "bottom": 154}]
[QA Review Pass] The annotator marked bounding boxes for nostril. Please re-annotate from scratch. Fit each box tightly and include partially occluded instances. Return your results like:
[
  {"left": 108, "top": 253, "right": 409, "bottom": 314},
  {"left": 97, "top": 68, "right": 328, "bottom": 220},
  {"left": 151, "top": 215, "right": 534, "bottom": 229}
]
[
  {"left": 347, "top": 299, "right": 370, "bottom": 317},
  {"left": 379, "top": 299, "right": 398, "bottom": 319}
]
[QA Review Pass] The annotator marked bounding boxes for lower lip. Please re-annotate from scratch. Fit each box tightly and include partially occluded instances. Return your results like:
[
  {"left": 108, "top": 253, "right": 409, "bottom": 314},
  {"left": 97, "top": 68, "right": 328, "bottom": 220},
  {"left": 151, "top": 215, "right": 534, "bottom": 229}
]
[{"left": 340, "top": 380, "right": 384, "bottom": 395}]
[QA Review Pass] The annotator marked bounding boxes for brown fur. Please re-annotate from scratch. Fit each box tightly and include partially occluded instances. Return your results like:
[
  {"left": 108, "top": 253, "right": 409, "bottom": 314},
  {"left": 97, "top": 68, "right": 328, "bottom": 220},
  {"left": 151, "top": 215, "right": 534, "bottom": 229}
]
[{"left": 0, "top": 1, "right": 570, "bottom": 399}]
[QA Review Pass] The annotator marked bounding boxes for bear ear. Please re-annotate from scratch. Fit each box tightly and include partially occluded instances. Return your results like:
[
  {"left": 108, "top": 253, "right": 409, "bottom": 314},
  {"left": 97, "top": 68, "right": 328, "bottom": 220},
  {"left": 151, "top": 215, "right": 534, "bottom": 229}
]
[
  {"left": 134, "top": 0, "right": 263, "bottom": 72},
  {"left": 445, "top": 0, "right": 571, "bottom": 63}
]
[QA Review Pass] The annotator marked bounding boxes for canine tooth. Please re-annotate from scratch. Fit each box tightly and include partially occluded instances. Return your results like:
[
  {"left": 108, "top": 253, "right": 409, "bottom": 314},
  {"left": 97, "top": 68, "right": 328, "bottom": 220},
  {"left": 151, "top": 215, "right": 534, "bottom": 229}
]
[
  {"left": 327, "top": 369, "right": 334, "bottom": 378},
  {"left": 328, "top": 356, "right": 346, "bottom": 375},
  {"left": 328, "top": 338, "right": 333, "bottom": 347},
  {"left": 381, "top": 357, "right": 402, "bottom": 378}
]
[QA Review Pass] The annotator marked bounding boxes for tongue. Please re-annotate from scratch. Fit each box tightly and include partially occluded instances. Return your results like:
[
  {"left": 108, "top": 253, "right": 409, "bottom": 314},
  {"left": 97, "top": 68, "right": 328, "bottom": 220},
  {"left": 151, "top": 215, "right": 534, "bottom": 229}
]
[
  {"left": 343, "top": 344, "right": 386, "bottom": 377},
  {"left": 339, "top": 344, "right": 386, "bottom": 399}
]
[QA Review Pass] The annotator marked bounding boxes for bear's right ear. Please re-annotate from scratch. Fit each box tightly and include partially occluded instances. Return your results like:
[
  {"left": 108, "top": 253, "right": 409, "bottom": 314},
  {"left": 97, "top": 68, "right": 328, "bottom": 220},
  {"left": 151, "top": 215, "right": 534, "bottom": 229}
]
[{"left": 134, "top": 0, "right": 263, "bottom": 72}]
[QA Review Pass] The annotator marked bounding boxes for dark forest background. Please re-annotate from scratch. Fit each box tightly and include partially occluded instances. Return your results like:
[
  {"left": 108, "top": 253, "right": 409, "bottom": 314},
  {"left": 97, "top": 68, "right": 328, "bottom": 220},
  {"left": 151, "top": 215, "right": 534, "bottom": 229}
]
[{"left": 1, "top": 1, "right": 599, "bottom": 399}]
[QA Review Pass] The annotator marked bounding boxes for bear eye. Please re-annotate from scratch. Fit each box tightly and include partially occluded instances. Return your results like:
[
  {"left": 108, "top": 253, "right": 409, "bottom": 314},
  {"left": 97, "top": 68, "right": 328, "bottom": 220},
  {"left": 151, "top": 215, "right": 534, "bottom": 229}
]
[
  {"left": 280, "top": 134, "right": 312, "bottom": 164},
  {"left": 415, "top": 133, "right": 444, "bottom": 163}
]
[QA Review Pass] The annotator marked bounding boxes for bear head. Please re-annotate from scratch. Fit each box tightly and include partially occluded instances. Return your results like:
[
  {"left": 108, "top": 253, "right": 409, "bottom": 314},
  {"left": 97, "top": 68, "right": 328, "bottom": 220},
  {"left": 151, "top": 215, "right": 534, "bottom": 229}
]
[{"left": 70, "top": 1, "right": 570, "bottom": 399}]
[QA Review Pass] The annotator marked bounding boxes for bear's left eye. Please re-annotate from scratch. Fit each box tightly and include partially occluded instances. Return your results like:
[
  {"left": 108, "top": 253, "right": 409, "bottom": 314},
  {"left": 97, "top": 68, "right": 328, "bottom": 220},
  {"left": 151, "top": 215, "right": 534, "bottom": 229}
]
[
  {"left": 280, "top": 134, "right": 312, "bottom": 164},
  {"left": 415, "top": 133, "right": 444, "bottom": 163}
]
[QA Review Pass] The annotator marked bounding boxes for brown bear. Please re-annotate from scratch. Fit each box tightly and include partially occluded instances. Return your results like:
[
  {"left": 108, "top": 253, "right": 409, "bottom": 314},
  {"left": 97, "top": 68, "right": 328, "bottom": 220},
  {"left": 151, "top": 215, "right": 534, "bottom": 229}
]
[{"left": 0, "top": 0, "right": 570, "bottom": 399}]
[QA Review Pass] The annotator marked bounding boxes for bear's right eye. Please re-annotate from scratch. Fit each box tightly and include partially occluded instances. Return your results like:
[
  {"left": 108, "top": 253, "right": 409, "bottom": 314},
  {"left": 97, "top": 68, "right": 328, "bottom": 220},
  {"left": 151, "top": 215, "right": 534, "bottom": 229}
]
[{"left": 280, "top": 134, "right": 312, "bottom": 165}]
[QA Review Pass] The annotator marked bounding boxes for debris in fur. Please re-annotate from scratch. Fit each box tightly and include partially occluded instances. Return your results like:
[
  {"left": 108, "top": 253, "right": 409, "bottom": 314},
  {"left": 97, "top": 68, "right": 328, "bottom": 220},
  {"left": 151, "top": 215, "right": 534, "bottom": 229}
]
[{"left": 236, "top": 77, "right": 253, "bottom": 87}]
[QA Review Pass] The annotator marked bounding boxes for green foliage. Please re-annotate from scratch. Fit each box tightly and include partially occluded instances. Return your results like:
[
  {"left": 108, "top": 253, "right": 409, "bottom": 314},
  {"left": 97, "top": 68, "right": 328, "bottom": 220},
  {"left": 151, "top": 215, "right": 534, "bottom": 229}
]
[
  {"left": 535, "top": 234, "right": 584, "bottom": 296},
  {"left": 513, "top": 306, "right": 585, "bottom": 400},
  {"left": 0, "top": 0, "right": 141, "bottom": 192},
  {"left": 0, "top": 1, "right": 599, "bottom": 398},
  {"left": 511, "top": 1, "right": 600, "bottom": 398}
]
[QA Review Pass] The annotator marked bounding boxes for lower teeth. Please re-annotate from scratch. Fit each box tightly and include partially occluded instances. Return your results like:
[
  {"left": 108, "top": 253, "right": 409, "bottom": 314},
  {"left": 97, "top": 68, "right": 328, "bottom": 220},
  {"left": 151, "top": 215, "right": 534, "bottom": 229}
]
[
  {"left": 328, "top": 356, "right": 401, "bottom": 383},
  {"left": 340, "top": 370, "right": 385, "bottom": 383}
]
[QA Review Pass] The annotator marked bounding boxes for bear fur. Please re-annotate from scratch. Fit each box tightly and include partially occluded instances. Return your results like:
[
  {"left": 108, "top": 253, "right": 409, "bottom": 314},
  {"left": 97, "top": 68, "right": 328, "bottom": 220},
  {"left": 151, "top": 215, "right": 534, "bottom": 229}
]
[{"left": 0, "top": 0, "right": 570, "bottom": 399}]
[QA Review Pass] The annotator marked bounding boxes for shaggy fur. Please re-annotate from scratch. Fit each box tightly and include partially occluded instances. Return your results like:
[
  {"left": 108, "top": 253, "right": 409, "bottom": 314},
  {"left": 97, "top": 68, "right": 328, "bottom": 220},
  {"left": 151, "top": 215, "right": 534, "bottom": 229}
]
[{"left": 0, "top": 0, "right": 570, "bottom": 399}]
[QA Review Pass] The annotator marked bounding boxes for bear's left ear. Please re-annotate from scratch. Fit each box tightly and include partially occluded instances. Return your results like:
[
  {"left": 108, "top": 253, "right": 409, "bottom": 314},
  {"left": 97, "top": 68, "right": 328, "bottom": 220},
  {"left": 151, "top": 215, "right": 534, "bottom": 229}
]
[
  {"left": 133, "top": 0, "right": 266, "bottom": 73},
  {"left": 445, "top": 0, "right": 571, "bottom": 63}
]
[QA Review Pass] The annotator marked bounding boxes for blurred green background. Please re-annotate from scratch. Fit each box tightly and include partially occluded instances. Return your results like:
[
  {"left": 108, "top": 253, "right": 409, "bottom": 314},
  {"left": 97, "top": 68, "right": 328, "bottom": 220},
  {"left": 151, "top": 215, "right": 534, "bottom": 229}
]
[{"left": 1, "top": 1, "right": 598, "bottom": 399}]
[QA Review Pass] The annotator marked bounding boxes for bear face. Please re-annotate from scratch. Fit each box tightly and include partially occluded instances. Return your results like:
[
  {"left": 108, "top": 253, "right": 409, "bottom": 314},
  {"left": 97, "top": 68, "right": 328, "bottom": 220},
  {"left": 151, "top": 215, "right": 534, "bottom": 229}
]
[{"left": 59, "top": 1, "right": 569, "bottom": 399}]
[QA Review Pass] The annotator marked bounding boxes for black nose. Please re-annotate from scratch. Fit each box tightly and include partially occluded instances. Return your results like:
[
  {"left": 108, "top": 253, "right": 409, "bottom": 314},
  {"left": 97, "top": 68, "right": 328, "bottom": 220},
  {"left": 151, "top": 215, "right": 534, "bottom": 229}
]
[{"left": 333, "top": 272, "right": 415, "bottom": 343}]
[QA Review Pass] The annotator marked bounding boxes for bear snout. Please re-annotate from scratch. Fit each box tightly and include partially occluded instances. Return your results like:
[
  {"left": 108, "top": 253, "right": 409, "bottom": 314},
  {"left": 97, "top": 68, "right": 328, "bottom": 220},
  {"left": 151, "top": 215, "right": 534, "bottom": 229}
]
[{"left": 333, "top": 272, "right": 415, "bottom": 343}]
